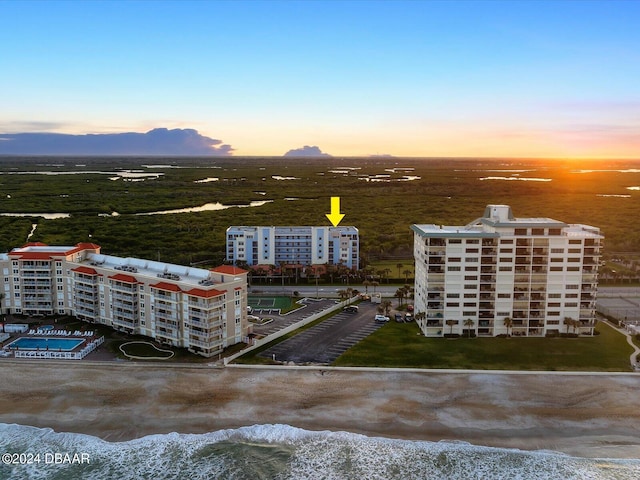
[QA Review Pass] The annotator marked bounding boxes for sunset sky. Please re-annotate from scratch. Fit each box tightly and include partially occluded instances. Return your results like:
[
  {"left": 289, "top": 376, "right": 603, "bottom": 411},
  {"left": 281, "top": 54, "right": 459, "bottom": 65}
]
[{"left": 1, "top": 0, "right": 639, "bottom": 158}]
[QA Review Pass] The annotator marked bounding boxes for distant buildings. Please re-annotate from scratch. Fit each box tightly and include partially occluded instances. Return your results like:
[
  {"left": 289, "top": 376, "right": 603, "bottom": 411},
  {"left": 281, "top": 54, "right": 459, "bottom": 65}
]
[
  {"left": 226, "top": 226, "right": 360, "bottom": 270},
  {"left": 0, "top": 243, "right": 248, "bottom": 357},
  {"left": 412, "top": 205, "right": 603, "bottom": 337}
]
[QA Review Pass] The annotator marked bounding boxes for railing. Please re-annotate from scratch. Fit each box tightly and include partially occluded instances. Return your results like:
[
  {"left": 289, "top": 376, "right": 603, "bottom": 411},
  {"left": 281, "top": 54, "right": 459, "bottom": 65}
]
[{"left": 12, "top": 336, "right": 104, "bottom": 360}]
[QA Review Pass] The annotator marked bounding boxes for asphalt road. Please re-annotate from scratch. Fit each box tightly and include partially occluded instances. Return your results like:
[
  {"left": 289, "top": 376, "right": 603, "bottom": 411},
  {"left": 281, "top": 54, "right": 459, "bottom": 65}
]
[{"left": 259, "top": 302, "right": 386, "bottom": 364}]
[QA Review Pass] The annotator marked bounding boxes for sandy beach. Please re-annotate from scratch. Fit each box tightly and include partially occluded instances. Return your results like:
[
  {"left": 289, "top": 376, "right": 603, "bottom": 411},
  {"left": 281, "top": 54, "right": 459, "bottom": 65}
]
[{"left": 2, "top": 361, "right": 639, "bottom": 459}]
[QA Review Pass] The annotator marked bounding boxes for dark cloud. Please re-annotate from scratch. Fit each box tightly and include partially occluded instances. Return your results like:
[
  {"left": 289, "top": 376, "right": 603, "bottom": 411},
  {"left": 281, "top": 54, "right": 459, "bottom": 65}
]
[
  {"left": 283, "top": 145, "right": 331, "bottom": 157},
  {"left": 0, "top": 128, "right": 234, "bottom": 156}
]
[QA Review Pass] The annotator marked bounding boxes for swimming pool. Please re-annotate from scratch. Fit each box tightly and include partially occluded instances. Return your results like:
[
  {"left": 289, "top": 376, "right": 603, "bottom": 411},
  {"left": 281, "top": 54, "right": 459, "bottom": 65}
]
[{"left": 6, "top": 337, "right": 84, "bottom": 351}]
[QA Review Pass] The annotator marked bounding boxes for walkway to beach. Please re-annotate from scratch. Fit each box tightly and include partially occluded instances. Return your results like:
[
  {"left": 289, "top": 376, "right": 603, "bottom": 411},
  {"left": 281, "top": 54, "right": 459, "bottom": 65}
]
[{"left": 600, "top": 318, "right": 640, "bottom": 370}]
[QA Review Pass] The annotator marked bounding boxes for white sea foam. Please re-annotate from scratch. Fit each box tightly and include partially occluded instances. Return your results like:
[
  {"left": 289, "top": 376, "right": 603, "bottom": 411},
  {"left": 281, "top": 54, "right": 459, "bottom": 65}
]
[{"left": 1, "top": 423, "right": 638, "bottom": 480}]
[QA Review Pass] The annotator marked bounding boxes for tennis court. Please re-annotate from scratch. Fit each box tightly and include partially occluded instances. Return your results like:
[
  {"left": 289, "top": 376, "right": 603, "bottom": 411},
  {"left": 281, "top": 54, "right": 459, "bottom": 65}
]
[{"left": 247, "top": 295, "right": 293, "bottom": 312}]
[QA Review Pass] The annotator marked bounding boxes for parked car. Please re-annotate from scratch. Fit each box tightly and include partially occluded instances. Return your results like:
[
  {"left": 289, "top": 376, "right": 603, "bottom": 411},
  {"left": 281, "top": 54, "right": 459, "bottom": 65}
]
[
  {"left": 344, "top": 305, "right": 359, "bottom": 313},
  {"left": 405, "top": 313, "right": 414, "bottom": 322},
  {"left": 375, "top": 314, "right": 390, "bottom": 323},
  {"left": 395, "top": 313, "right": 403, "bottom": 322}
]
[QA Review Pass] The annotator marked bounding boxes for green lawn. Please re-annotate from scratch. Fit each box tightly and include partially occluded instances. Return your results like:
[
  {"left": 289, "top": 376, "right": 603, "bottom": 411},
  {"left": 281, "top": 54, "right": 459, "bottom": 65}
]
[{"left": 334, "top": 320, "right": 634, "bottom": 371}]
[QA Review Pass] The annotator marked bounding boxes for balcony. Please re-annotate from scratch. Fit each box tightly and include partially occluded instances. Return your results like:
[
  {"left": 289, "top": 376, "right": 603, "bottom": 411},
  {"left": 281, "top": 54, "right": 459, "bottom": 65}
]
[
  {"left": 113, "top": 317, "right": 136, "bottom": 328},
  {"left": 188, "top": 318, "right": 222, "bottom": 329},
  {"left": 189, "top": 337, "right": 223, "bottom": 348}
]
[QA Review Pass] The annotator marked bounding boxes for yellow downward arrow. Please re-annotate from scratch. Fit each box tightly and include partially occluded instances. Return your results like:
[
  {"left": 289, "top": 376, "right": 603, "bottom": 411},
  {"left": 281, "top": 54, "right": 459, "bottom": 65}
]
[{"left": 326, "top": 196, "right": 345, "bottom": 227}]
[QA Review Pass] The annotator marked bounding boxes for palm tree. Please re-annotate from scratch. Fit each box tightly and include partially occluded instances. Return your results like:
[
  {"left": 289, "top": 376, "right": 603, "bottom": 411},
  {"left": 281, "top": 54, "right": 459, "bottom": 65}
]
[
  {"left": 571, "top": 318, "right": 580, "bottom": 334},
  {"left": 337, "top": 289, "right": 348, "bottom": 302},
  {"left": 403, "top": 269, "right": 412, "bottom": 282},
  {"left": 503, "top": 317, "right": 513, "bottom": 336},
  {"left": 396, "top": 263, "right": 403, "bottom": 279},
  {"left": 563, "top": 317, "right": 574, "bottom": 334},
  {"left": 446, "top": 319, "right": 457, "bottom": 335},
  {"left": 362, "top": 280, "right": 371, "bottom": 294},
  {"left": 395, "top": 288, "right": 404, "bottom": 307},
  {"left": 384, "top": 268, "right": 392, "bottom": 283},
  {"left": 371, "top": 281, "right": 379, "bottom": 293},
  {"left": 463, "top": 318, "right": 475, "bottom": 338},
  {"left": 381, "top": 300, "right": 393, "bottom": 316}
]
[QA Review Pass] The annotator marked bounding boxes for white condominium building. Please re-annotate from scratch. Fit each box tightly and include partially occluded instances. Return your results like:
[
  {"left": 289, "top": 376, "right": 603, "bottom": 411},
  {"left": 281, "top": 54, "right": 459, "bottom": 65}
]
[
  {"left": 0, "top": 242, "right": 249, "bottom": 357},
  {"left": 226, "top": 226, "right": 360, "bottom": 269},
  {"left": 412, "top": 205, "right": 603, "bottom": 338}
]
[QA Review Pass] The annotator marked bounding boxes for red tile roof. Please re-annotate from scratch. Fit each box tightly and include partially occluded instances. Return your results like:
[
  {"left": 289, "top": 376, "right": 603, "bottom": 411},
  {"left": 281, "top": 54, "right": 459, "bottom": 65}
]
[
  {"left": 150, "top": 281, "right": 182, "bottom": 292},
  {"left": 211, "top": 265, "right": 247, "bottom": 275},
  {"left": 185, "top": 288, "right": 226, "bottom": 298},
  {"left": 10, "top": 252, "right": 56, "bottom": 260},
  {"left": 66, "top": 242, "right": 101, "bottom": 255},
  {"left": 72, "top": 266, "right": 99, "bottom": 276},
  {"left": 108, "top": 273, "right": 139, "bottom": 284}
]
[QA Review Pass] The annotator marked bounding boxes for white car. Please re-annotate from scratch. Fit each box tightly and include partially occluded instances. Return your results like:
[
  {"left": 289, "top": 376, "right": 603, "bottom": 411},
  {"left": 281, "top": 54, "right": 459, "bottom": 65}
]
[{"left": 374, "top": 314, "right": 390, "bottom": 323}]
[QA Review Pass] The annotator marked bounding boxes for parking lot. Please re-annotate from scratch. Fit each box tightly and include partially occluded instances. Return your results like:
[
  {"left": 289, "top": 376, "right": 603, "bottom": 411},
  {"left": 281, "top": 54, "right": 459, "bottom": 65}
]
[{"left": 258, "top": 302, "right": 385, "bottom": 364}]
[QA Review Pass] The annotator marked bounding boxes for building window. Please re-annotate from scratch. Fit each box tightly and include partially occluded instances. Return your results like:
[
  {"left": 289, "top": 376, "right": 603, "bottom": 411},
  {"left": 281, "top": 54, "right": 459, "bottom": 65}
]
[
  {"left": 531, "top": 228, "right": 544, "bottom": 235},
  {"left": 498, "top": 266, "right": 513, "bottom": 271},
  {"left": 446, "top": 293, "right": 460, "bottom": 298},
  {"left": 514, "top": 228, "right": 527, "bottom": 236},
  {"left": 446, "top": 302, "right": 459, "bottom": 307},
  {"left": 448, "top": 266, "right": 461, "bottom": 271},
  {"left": 464, "top": 275, "right": 478, "bottom": 280},
  {"left": 497, "top": 293, "right": 511, "bottom": 298},
  {"left": 449, "top": 239, "right": 462, "bottom": 244}
]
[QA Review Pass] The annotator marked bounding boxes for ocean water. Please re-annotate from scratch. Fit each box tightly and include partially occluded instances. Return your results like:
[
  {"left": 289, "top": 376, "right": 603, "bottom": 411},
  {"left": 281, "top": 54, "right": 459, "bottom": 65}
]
[{"left": 0, "top": 423, "right": 638, "bottom": 480}]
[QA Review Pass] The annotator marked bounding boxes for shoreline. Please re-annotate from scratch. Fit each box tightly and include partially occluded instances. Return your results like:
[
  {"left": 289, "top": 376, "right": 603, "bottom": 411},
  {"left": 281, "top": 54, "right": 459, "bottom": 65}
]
[{"left": 1, "top": 362, "right": 640, "bottom": 459}]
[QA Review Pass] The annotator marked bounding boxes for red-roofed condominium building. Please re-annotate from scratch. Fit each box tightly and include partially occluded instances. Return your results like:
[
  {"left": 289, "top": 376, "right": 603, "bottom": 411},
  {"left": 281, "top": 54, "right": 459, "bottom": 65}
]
[{"left": 0, "top": 243, "right": 249, "bottom": 357}]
